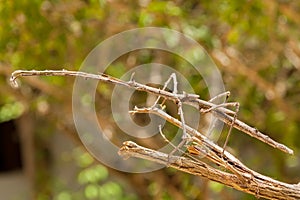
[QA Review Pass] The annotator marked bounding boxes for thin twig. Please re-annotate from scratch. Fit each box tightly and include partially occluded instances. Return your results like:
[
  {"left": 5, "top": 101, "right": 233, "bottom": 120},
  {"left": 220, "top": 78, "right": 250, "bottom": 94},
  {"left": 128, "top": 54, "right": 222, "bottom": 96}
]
[
  {"left": 201, "top": 102, "right": 238, "bottom": 114},
  {"left": 168, "top": 100, "right": 190, "bottom": 157},
  {"left": 158, "top": 125, "right": 201, "bottom": 164},
  {"left": 151, "top": 73, "right": 178, "bottom": 108},
  {"left": 152, "top": 73, "right": 189, "bottom": 158},
  {"left": 222, "top": 102, "right": 239, "bottom": 154},
  {"left": 130, "top": 107, "right": 257, "bottom": 175},
  {"left": 201, "top": 91, "right": 240, "bottom": 154},
  {"left": 208, "top": 91, "right": 230, "bottom": 103},
  {"left": 10, "top": 69, "right": 293, "bottom": 154}
]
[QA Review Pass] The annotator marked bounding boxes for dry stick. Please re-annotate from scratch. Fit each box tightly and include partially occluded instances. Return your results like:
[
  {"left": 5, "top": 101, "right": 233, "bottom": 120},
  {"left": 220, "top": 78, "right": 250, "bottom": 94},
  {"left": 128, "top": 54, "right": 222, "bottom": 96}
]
[
  {"left": 177, "top": 101, "right": 188, "bottom": 139},
  {"left": 158, "top": 125, "right": 202, "bottom": 165},
  {"left": 186, "top": 141, "right": 251, "bottom": 185},
  {"left": 201, "top": 102, "right": 238, "bottom": 114},
  {"left": 208, "top": 91, "right": 230, "bottom": 103},
  {"left": 153, "top": 73, "right": 190, "bottom": 158},
  {"left": 11, "top": 69, "right": 299, "bottom": 198},
  {"left": 202, "top": 91, "right": 240, "bottom": 154},
  {"left": 148, "top": 73, "right": 188, "bottom": 159},
  {"left": 150, "top": 73, "right": 177, "bottom": 108},
  {"left": 185, "top": 97, "right": 293, "bottom": 155},
  {"left": 119, "top": 141, "right": 300, "bottom": 200},
  {"left": 204, "top": 92, "right": 226, "bottom": 139},
  {"left": 10, "top": 69, "right": 293, "bottom": 155},
  {"left": 168, "top": 101, "right": 190, "bottom": 158},
  {"left": 130, "top": 106, "right": 298, "bottom": 196},
  {"left": 130, "top": 107, "right": 256, "bottom": 175},
  {"left": 169, "top": 74, "right": 191, "bottom": 155},
  {"left": 214, "top": 111, "right": 293, "bottom": 154},
  {"left": 202, "top": 102, "right": 240, "bottom": 154},
  {"left": 222, "top": 102, "right": 239, "bottom": 154},
  {"left": 153, "top": 73, "right": 193, "bottom": 161}
]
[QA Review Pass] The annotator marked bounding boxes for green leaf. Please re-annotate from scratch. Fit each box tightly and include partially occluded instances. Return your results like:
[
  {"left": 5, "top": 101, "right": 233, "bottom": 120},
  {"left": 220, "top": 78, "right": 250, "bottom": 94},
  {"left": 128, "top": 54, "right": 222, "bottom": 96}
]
[{"left": 0, "top": 101, "right": 25, "bottom": 123}]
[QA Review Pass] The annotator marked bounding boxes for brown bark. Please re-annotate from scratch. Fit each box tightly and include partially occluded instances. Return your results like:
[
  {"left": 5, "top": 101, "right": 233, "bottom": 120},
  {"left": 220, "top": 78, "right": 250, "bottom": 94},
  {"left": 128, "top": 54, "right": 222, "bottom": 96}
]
[{"left": 119, "top": 141, "right": 300, "bottom": 200}]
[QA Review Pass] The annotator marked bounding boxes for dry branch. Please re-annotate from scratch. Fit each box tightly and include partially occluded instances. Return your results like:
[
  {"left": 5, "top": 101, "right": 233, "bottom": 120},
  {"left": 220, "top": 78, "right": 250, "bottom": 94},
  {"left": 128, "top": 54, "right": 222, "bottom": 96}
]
[
  {"left": 119, "top": 141, "right": 300, "bottom": 200},
  {"left": 10, "top": 70, "right": 293, "bottom": 154},
  {"left": 130, "top": 107, "right": 253, "bottom": 174},
  {"left": 10, "top": 69, "right": 299, "bottom": 199}
]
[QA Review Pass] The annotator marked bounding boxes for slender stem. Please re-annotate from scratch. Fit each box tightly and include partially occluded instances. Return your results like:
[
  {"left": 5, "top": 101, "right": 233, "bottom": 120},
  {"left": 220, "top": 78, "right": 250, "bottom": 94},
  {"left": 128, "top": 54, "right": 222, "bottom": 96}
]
[
  {"left": 10, "top": 69, "right": 293, "bottom": 155},
  {"left": 222, "top": 102, "right": 239, "bottom": 154}
]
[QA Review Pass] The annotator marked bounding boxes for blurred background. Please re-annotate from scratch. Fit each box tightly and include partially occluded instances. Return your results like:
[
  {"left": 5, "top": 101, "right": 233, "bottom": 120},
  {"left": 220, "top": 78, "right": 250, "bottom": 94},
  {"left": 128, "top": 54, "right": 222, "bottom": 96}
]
[{"left": 0, "top": 0, "right": 300, "bottom": 199}]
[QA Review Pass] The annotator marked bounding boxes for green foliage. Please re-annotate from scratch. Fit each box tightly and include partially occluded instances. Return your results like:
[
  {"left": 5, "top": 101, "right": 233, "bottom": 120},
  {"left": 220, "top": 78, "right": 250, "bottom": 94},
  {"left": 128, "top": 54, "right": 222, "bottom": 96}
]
[
  {"left": 50, "top": 147, "right": 137, "bottom": 200},
  {"left": 55, "top": 191, "right": 72, "bottom": 200},
  {"left": 208, "top": 181, "right": 223, "bottom": 193},
  {"left": 0, "top": 101, "right": 24, "bottom": 123},
  {"left": 78, "top": 165, "right": 108, "bottom": 184},
  {"left": 205, "top": 0, "right": 271, "bottom": 43}
]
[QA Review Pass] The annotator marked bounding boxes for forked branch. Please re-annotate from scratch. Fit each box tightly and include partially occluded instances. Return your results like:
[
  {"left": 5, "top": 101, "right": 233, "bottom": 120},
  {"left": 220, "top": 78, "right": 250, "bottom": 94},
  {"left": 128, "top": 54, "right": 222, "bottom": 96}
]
[
  {"left": 10, "top": 69, "right": 293, "bottom": 154},
  {"left": 119, "top": 141, "right": 300, "bottom": 200},
  {"left": 10, "top": 69, "right": 298, "bottom": 199}
]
